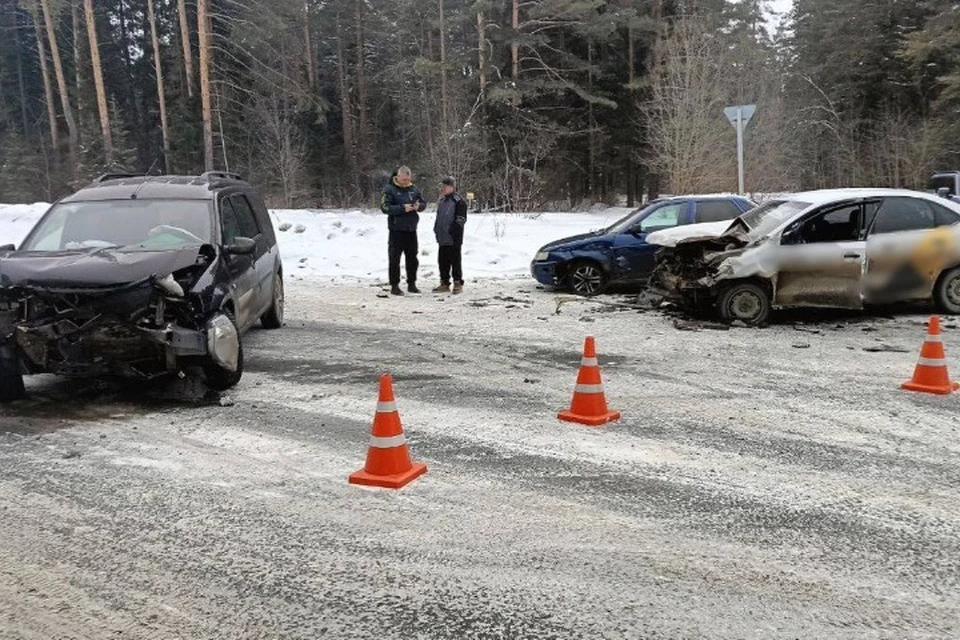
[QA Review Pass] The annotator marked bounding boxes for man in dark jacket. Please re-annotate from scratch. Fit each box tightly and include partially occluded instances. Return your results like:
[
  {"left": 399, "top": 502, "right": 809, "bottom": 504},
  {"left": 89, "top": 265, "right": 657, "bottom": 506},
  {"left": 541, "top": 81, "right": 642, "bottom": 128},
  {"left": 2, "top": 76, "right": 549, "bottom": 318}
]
[
  {"left": 432, "top": 176, "right": 468, "bottom": 294},
  {"left": 381, "top": 166, "right": 427, "bottom": 295}
]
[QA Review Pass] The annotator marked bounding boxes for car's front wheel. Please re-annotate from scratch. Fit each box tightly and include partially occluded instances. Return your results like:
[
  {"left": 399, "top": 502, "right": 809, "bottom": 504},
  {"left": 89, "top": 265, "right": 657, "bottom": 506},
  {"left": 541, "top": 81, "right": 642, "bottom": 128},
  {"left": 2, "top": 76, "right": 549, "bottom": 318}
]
[
  {"left": 567, "top": 260, "right": 606, "bottom": 296},
  {"left": 203, "top": 311, "right": 244, "bottom": 391},
  {"left": 716, "top": 282, "right": 771, "bottom": 326},
  {"left": 261, "top": 271, "right": 284, "bottom": 329},
  {"left": 934, "top": 266, "right": 960, "bottom": 314}
]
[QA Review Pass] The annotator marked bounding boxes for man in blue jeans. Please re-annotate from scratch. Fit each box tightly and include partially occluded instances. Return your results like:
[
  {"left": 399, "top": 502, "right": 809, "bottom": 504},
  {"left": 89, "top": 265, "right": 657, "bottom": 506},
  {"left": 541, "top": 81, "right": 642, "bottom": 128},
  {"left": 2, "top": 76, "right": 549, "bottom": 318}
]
[{"left": 380, "top": 166, "right": 427, "bottom": 296}]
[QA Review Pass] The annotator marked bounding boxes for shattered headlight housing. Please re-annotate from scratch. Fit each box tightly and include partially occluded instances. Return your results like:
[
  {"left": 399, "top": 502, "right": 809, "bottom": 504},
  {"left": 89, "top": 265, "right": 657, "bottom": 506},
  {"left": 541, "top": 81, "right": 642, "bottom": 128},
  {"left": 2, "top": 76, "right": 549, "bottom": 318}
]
[{"left": 206, "top": 313, "right": 239, "bottom": 372}]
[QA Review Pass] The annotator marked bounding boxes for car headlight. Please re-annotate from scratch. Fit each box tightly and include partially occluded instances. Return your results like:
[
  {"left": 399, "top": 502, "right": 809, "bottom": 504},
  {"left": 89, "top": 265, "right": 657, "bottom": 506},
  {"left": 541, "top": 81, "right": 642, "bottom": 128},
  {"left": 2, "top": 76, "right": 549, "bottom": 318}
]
[
  {"left": 207, "top": 313, "right": 239, "bottom": 372},
  {"left": 534, "top": 251, "right": 550, "bottom": 261}
]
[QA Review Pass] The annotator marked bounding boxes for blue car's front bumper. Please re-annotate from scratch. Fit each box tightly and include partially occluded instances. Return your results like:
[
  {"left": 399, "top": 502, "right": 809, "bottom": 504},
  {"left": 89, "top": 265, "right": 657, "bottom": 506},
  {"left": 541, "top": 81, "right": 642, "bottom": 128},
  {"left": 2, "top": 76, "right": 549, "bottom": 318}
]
[{"left": 531, "top": 260, "right": 561, "bottom": 286}]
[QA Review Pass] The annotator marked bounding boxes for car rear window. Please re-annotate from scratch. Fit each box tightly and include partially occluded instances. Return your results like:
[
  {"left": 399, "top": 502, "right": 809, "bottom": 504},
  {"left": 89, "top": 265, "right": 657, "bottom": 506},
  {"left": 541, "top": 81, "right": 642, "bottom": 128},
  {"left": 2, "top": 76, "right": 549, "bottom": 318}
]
[{"left": 695, "top": 200, "right": 742, "bottom": 223}]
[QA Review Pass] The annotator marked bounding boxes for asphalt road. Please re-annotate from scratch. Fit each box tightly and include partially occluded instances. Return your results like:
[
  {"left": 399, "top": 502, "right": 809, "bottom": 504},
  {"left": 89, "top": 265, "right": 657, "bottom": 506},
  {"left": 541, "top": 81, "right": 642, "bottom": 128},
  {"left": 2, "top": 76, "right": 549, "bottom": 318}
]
[{"left": 1, "top": 280, "right": 959, "bottom": 639}]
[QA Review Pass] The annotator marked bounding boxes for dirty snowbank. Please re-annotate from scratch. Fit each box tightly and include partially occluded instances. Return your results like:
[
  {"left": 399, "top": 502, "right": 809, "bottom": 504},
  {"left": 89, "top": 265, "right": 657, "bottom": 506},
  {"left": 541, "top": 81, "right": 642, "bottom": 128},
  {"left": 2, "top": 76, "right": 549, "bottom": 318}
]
[{"left": 0, "top": 204, "right": 632, "bottom": 282}]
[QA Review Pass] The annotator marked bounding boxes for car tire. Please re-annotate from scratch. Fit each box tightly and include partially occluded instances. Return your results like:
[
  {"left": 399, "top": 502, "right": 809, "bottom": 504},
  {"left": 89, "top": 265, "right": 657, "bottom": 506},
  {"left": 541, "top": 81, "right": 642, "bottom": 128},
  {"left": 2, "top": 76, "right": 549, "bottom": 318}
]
[
  {"left": 203, "top": 310, "right": 244, "bottom": 391},
  {"left": 567, "top": 260, "right": 606, "bottom": 296},
  {"left": 261, "top": 270, "right": 284, "bottom": 329},
  {"left": 716, "top": 282, "right": 771, "bottom": 326},
  {"left": 934, "top": 266, "right": 960, "bottom": 314},
  {"left": 0, "top": 345, "right": 26, "bottom": 403}
]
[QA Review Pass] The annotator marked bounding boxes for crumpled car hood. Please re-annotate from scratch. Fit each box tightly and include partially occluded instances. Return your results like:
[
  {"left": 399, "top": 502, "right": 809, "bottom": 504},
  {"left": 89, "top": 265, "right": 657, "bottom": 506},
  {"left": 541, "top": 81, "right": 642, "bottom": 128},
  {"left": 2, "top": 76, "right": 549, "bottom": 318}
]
[
  {"left": 0, "top": 246, "right": 204, "bottom": 288},
  {"left": 646, "top": 220, "right": 741, "bottom": 248}
]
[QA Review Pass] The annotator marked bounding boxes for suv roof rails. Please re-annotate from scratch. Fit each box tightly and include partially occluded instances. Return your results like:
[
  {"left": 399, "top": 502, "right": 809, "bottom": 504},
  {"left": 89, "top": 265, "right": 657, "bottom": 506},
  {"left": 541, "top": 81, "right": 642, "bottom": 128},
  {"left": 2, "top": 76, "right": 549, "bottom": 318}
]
[
  {"left": 199, "top": 171, "right": 243, "bottom": 182},
  {"left": 93, "top": 173, "right": 144, "bottom": 183}
]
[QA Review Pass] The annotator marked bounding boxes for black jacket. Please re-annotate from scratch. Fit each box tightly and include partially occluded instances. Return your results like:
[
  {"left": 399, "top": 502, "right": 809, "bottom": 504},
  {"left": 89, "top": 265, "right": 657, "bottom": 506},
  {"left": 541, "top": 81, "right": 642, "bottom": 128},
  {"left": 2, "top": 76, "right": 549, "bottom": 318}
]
[
  {"left": 435, "top": 193, "right": 468, "bottom": 246},
  {"left": 381, "top": 176, "right": 427, "bottom": 233}
]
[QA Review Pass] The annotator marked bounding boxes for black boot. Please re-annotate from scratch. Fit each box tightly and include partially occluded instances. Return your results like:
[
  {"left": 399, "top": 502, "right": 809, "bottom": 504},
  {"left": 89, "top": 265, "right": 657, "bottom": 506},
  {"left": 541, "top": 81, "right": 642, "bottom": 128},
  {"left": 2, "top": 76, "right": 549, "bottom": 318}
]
[
  {"left": 407, "top": 284, "right": 422, "bottom": 294},
  {"left": 391, "top": 285, "right": 404, "bottom": 296}
]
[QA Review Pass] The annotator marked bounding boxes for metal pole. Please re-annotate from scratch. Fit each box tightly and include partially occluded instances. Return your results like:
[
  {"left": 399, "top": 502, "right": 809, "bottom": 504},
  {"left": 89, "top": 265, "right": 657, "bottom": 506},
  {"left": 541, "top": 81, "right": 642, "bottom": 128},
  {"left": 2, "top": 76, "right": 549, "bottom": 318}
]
[{"left": 736, "top": 107, "right": 745, "bottom": 195}]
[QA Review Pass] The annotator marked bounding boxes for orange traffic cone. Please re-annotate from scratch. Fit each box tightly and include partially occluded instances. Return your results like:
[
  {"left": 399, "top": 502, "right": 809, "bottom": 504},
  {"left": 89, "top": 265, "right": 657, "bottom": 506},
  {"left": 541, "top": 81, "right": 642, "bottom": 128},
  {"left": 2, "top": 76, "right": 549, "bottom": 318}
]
[
  {"left": 349, "top": 374, "right": 427, "bottom": 489},
  {"left": 902, "top": 315, "right": 960, "bottom": 395},
  {"left": 558, "top": 336, "right": 621, "bottom": 427}
]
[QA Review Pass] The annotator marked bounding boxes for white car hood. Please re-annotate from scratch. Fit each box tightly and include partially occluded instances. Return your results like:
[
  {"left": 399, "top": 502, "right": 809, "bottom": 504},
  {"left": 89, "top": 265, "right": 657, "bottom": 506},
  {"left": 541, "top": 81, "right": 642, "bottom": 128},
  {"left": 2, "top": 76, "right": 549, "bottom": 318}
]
[{"left": 646, "top": 220, "right": 738, "bottom": 248}]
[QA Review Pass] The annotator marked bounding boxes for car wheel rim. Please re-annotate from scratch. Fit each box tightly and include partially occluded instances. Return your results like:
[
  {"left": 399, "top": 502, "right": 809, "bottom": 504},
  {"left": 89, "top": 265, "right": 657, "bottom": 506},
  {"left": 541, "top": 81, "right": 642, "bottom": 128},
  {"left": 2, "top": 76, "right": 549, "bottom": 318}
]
[
  {"left": 729, "top": 290, "right": 763, "bottom": 322},
  {"left": 572, "top": 266, "right": 602, "bottom": 295},
  {"left": 275, "top": 275, "right": 284, "bottom": 321},
  {"left": 945, "top": 275, "right": 960, "bottom": 308}
]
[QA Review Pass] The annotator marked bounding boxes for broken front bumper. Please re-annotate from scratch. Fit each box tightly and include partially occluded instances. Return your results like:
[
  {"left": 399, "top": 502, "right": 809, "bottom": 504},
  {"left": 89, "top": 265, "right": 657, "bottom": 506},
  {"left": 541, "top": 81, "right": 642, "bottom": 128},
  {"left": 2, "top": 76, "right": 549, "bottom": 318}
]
[{"left": 2, "top": 285, "right": 236, "bottom": 379}]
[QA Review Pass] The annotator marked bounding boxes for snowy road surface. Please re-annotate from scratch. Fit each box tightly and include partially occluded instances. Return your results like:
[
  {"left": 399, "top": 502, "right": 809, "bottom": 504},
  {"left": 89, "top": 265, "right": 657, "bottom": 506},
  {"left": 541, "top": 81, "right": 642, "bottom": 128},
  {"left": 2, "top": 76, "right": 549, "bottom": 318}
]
[{"left": 2, "top": 280, "right": 960, "bottom": 639}]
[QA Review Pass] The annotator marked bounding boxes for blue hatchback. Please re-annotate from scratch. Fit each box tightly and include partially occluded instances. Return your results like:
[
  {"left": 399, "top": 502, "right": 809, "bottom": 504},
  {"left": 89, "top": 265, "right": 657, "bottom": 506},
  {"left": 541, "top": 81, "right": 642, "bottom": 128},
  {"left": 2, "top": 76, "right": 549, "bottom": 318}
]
[{"left": 531, "top": 196, "right": 755, "bottom": 295}]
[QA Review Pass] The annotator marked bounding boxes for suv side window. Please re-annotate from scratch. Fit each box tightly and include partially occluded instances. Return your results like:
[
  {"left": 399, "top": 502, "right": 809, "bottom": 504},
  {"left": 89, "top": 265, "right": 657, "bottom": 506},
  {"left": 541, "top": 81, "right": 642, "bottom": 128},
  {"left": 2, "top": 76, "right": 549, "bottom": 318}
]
[
  {"left": 246, "top": 191, "right": 275, "bottom": 242},
  {"left": 231, "top": 195, "right": 261, "bottom": 239},
  {"left": 695, "top": 200, "right": 741, "bottom": 223},
  {"left": 220, "top": 198, "right": 242, "bottom": 245},
  {"left": 639, "top": 203, "right": 686, "bottom": 233},
  {"left": 871, "top": 197, "right": 937, "bottom": 235},
  {"left": 790, "top": 204, "right": 862, "bottom": 244}
]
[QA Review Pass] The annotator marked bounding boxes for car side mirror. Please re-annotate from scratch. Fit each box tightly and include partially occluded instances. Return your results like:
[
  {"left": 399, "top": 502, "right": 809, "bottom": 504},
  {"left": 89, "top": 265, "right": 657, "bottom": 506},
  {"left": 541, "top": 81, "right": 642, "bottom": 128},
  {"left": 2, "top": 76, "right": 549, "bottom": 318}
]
[
  {"left": 938, "top": 187, "right": 951, "bottom": 199},
  {"left": 0, "top": 244, "right": 14, "bottom": 252},
  {"left": 225, "top": 236, "right": 256, "bottom": 255}
]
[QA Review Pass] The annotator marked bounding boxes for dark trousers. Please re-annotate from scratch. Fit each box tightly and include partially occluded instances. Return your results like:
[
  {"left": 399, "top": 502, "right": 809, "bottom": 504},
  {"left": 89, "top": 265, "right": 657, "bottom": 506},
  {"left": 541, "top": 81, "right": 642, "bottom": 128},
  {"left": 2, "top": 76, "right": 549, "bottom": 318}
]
[
  {"left": 438, "top": 244, "right": 463, "bottom": 285},
  {"left": 388, "top": 231, "right": 419, "bottom": 286}
]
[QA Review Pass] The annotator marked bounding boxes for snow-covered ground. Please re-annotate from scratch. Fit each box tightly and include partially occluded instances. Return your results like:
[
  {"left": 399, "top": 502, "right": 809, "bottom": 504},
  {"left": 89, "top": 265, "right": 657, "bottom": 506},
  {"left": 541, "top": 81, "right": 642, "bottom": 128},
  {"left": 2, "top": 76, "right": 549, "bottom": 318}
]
[{"left": 0, "top": 203, "right": 634, "bottom": 282}]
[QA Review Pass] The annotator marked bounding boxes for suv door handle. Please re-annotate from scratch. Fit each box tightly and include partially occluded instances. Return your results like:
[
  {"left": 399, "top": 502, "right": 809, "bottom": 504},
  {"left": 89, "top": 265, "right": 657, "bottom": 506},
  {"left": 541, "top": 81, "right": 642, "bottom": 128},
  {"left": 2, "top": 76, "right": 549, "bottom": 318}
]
[{"left": 843, "top": 253, "right": 861, "bottom": 259}]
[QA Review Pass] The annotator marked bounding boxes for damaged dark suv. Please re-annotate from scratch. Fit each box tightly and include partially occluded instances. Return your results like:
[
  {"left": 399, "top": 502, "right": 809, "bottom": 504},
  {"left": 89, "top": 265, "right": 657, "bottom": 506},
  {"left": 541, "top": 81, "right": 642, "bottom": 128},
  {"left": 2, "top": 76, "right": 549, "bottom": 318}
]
[{"left": 0, "top": 172, "right": 284, "bottom": 401}]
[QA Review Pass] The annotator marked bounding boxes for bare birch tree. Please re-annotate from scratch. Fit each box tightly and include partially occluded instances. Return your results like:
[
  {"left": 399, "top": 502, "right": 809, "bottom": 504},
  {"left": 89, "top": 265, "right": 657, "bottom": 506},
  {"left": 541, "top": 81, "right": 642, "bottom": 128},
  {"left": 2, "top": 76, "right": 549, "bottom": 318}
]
[
  {"left": 197, "top": 0, "right": 215, "bottom": 170},
  {"left": 83, "top": 0, "right": 112, "bottom": 161},
  {"left": 147, "top": 0, "right": 171, "bottom": 172}
]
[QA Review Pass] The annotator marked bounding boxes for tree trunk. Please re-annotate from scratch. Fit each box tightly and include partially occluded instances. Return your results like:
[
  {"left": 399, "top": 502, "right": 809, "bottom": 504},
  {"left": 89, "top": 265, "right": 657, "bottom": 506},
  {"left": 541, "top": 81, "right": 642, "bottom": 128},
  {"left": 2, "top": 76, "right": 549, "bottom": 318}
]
[
  {"left": 83, "top": 0, "right": 113, "bottom": 162},
  {"left": 72, "top": 0, "right": 81, "bottom": 114},
  {"left": 336, "top": 13, "right": 355, "bottom": 182},
  {"left": 355, "top": 0, "right": 368, "bottom": 170},
  {"left": 12, "top": 9, "right": 30, "bottom": 135},
  {"left": 33, "top": 12, "right": 59, "bottom": 153},
  {"left": 304, "top": 0, "right": 316, "bottom": 90},
  {"left": 439, "top": 0, "right": 449, "bottom": 139},
  {"left": 511, "top": 0, "right": 519, "bottom": 79},
  {"left": 476, "top": 6, "right": 486, "bottom": 92},
  {"left": 587, "top": 42, "right": 595, "bottom": 197},
  {"left": 40, "top": 0, "right": 78, "bottom": 173},
  {"left": 197, "top": 0, "right": 215, "bottom": 171},
  {"left": 147, "top": 0, "right": 171, "bottom": 173},
  {"left": 627, "top": 24, "right": 635, "bottom": 88},
  {"left": 177, "top": 0, "right": 195, "bottom": 99}
]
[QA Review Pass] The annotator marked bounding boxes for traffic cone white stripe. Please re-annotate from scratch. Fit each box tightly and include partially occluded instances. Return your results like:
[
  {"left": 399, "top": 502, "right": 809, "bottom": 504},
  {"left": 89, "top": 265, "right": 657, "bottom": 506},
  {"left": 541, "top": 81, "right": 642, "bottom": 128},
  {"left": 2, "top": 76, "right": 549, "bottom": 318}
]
[
  {"left": 926, "top": 335, "right": 943, "bottom": 343},
  {"left": 581, "top": 357, "right": 599, "bottom": 367},
  {"left": 575, "top": 384, "right": 606, "bottom": 394},
  {"left": 376, "top": 401, "right": 398, "bottom": 413},
  {"left": 369, "top": 434, "right": 407, "bottom": 448},
  {"left": 917, "top": 357, "right": 948, "bottom": 367}
]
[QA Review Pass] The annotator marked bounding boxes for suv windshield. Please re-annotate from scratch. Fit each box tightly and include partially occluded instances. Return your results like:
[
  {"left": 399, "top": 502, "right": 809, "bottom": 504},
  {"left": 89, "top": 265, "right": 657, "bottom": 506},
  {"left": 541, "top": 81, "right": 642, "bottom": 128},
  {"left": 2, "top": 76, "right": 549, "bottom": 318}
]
[
  {"left": 741, "top": 200, "right": 810, "bottom": 238},
  {"left": 21, "top": 200, "right": 213, "bottom": 252}
]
